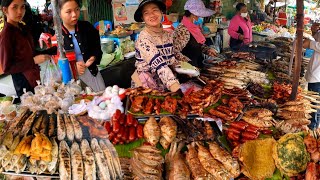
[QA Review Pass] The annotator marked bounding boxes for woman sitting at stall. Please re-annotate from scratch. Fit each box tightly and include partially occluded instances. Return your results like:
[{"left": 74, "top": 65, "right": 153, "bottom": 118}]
[
  {"left": 228, "top": 3, "right": 253, "bottom": 51},
  {"left": 131, "top": 0, "right": 181, "bottom": 93},
  {"left": 173, "top": 0, "right": 217, "bottom": 68},
  {"left": 0, "top": 0, "right": 51, "bottom": 97},
  {"left": 58, "top": 0, "right": 105, "bottom": 92}
]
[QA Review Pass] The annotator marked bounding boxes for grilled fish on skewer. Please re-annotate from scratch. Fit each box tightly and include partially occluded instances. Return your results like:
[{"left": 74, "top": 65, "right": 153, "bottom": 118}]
[
  {"left": 59, "top": 140, "right": 71, "bottom": 180},
  {"left": 48, "top": 115, "right": 56, "bottom": 138},
  {"left": 19, "top": 111, "right": 37, "bottom": 137},
  {"left": 71, "top": 142, "right": 84, "bottom": 180},
  {"left": 11, "top": 110, "right": 30, "bottom": 137},
  {"left": 32, "top": 113, "right": 44, "bottom": 134},
  {"left": 57, "top": 113, "right": 66, "bottom": 141},
  {"left": 91, "top": 138, "right": 110, "bottom": 180},
  {"left": 69, "top": 115, "right": 82, "bottom": 141},
  {"left": 99, "top": 140, "right": 117, "bottom": 179},
  {"left": 81, "top": 139, "right": 96, "bottom": 180},
  {"left": 47, "top": 138, "right": 58, "bottom": 174},
  {"left": 39, "top": 113, "right": 49, "bottom": 135},
  {"left": 104, "top": 139, "right": 122, "bottom": 178},
  {"left": 64, "top": 114, "right": 75, "bottom": 141}
]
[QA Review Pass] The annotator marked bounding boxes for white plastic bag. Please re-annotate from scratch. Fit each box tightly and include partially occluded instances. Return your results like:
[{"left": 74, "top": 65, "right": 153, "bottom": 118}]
[{"left": 42, "top": 59, "right": 62, "bottom": 86}]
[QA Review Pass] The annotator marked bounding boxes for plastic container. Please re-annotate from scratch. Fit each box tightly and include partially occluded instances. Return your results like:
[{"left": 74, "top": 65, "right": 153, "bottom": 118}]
[
  {"left": 2, "top": 104, "right": 17, "bottom": 121},
  {"left": 101, "top": 38, "right": 114, "bottom": 54}
]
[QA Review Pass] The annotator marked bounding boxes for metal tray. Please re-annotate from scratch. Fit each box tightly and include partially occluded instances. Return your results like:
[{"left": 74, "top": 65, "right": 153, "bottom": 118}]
[{"left": 2, "top": 171, "right": 59, "bottom": 179}]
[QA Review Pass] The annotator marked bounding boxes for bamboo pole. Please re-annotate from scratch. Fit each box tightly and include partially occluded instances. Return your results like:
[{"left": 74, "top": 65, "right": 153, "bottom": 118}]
[{"left": 290, "top": 0, "right": 304, "bottom": 100}]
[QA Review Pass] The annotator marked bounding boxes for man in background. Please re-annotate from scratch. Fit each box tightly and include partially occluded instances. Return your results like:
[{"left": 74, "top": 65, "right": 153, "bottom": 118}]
[{"left": 303, "top": 22, "right": 320, "bottom": 129}]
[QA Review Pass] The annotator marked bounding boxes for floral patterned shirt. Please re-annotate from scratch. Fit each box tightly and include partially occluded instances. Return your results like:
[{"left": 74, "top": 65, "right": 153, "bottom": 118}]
[
  {"left": 134, "top": 27, "right": 180, "bottom": 91},
  {"left": 173, "top": 24, "right": 210, "bottom": 62}
]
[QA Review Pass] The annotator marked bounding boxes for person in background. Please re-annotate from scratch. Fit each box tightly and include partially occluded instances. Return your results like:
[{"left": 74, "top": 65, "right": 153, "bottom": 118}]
[
  {"left": 58, "top": 0, "right": 105, "bottom": 92},
  {"left": 265, "top": 0, "right": 274, "bottom": 16},
  {"left": 0, "top": 0, "right": 51, "bottom": 97},
  {"left": 303, "top": 24, "right": 320, "bottom": 129},
  {"left": 228, "top": 3, "right": 252, "bottom": 51},
  {"left": 131, "top": 0, "right": 181, "bottom": 93},
  {"left": 173, "top": 0, "right": 216, "bottom": 68}
]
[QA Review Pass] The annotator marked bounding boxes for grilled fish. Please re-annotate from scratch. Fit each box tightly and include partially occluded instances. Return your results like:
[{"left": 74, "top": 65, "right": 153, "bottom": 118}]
[
  {"left": 64, "top": 114, "right": 75, "bottom": 142},
  {"left": 11, "top": 110, "right": 30, "bottom": 137},
  {"left": 32, "top": 113, "right": 44, "bottom": 134},
  {"left": 104, "top": 139, "right": 122, "bottom": 178},
  {"left": 71, "top": 142, "right": 84, "bottom": 180},
  {"left": 39, "top": 113, "right": 49, "bottom": 135},
  {"left": 38, "top": 160, "right": 48, "bottom": 174},
  {"left": 2, "top": 132, "right": 13, "bottom": 149},
  {"left": 57, "top": 113, "right": 66, "bottom": 141},
  {"left": 99, "top": 140, "right": 117, "bottom": 180},
  {"left": 47, "top": 138, "right": 58, "bottom": 174},
  {"left": 81, "top": 139, "right": 96, "bottom": 180},
  {"left": 48, "top": 115, "right": 56, "bottom": 138},
  {"left": 91, "top": 138, "right": 110, "bottom": 180},
  {"left": 19, "top": 111, "right": 37, "bottom": 137},
  {"left": 59, "top": 140, "right": 71, "bottom": 180},
  {"left": 69, "top": 115, "right": 83, "bottom": 141}
]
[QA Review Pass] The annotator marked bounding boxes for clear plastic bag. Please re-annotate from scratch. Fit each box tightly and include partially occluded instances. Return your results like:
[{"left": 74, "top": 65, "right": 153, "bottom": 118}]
[{"left": 42, "top": 59, "right": 62, "bottom": 86}]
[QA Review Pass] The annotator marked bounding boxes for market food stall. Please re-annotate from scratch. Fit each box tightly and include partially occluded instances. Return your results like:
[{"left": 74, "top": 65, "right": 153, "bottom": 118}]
[{"left": 1, "top": 0, "right": 320, "bottom": 179}]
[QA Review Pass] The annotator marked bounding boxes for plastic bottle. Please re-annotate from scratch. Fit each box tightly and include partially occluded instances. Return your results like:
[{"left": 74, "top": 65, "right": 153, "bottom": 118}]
[{"left": 58, "top": 58, "right": 72, "bottom": 84}]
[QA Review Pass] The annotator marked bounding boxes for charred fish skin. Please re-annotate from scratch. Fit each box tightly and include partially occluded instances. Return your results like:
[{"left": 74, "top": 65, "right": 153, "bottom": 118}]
[
  {"left": 48, "top": 114, "right": 56, "bottom": 138},
  {"left": 81, "top": 139, "right": 96, "bottom": 180},
  {"left": 70, "top": 115, "right": 83, "bottom": 141},
  {"left": 64, "top": 114, "right": 75, "bottom": 142},
  {"left": 71, "top": 142, "right": 84, "bottom": 180},
  {"left": 99, "top": 140, "right": 117, "bottom": 180},
  {"left": 104, "top": 139, "right": 123, "bottom": 178},
  {"left": 18, "top": 111, "right": 37, "bottom": 137},
  {"left": 39, "top": 112, "right": 49, "bottom": 135},
  {"left": 32, "top": 113, "right": 44, "bottom": 134},
  {"left": 59, "top": 140, "right": 71, "bottom": 180},
  {"left": 57, "top": 113, "right": 66, "bottom": 141},
  {"left": 91, "top": 138, "right": 111, "bottom": 180}
]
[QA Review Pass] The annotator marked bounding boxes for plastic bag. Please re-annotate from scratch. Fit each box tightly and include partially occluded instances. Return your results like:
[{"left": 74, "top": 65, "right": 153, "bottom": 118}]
[
  {"left": 212, "top": 32, "right": 222, "bottom": 54},
  {"left": 42, "top": 59, "right": 62, "bottom": 86}
]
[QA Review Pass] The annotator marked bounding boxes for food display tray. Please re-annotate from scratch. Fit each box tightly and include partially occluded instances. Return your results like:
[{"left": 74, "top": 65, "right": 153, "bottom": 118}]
[
  {"left": 124, "top": 97, "right": 199, "bottom": 121},
  {"left": 2, "top": 171, "right": 60, "bottom": 179}
]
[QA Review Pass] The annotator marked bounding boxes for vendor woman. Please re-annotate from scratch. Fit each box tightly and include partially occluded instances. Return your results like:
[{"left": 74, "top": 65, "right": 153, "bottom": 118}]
[
  {"left": 131, "top": 0, "right": 181, "bottom": 92},
  {"left": 0, "top": 0, "right": 51, "bottom": 97},
  {"left": 58, "top": 0, "right": 105, "bottom": 92},
  {"left": 228, "top": 3, "right": 252, "bottom": 51},
  {"left": 173, "top": 0, "right": 217, "bottom": 68}
]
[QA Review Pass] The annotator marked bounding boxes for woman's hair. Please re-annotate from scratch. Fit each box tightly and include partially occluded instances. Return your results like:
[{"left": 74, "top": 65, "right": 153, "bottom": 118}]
[
  {"left": 1, "top": 0, "right": 26, "bottom": 7},
  {"left": 184, "top": 10, "right": 192, "bottom": 17},
  {"left": 58, "top": 0, "right": 80, "bottom": 9},
  {"left": 236, "top": 3, "right": 246, "bottom": 11}
]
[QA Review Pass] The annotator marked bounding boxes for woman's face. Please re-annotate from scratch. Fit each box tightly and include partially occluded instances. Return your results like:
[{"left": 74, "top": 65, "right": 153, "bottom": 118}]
[
  {"left": 60, "top": 0, "right": 80, "bottom": 27},
  {"left": 142, "top": 3, "right": 162, "bottom": 28},
  {"left": 3, "top": 0, "right": 26, "bottom": 24},
  {"left": 240, "top": 6, "right": 248, "bottom": 14}
]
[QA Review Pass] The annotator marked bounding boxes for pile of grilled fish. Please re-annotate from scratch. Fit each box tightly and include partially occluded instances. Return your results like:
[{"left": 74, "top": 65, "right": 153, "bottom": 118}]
[
  {"left": 0, "top": 109, "right": 123, "bottom": 179},
  {"left": 276, "top": 99, "right": 315, "bottom": 134}
]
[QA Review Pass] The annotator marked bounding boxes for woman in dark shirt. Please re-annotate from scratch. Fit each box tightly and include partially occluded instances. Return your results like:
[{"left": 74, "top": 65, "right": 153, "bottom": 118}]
[
  {"left": 0, "top": 0, "right": 50, "bottom": 97},
  {"left": 58, "top": 0, "right": 105, "bottom": 92}
]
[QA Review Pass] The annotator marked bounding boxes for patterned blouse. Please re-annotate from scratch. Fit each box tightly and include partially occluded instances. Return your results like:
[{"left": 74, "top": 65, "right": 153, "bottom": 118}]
[
  {"left": 173, "top": 24, "right": 210, "bottom": 62},
  {"left": 134, "top": 27, "right": 180, "bottom": 92}
]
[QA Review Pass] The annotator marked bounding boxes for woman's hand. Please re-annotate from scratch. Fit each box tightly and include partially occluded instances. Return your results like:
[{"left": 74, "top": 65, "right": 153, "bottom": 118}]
[
  {"left": 85, "top": 56, "right": 95, "bottom": 67},
  {"left": 77, "top": 61, "right": 86, "bottom": 76},
  {"left": 207, "top": 48, "right": 217, "bottom": 57},
  {"left": 34, "top": 54, "right": 51, "bottom": 64}
]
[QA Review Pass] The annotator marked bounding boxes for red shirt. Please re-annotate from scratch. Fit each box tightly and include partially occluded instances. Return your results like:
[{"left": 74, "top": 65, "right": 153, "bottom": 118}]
[{"left": 0, "top": 22, "right": 40, "bottom": 88}]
